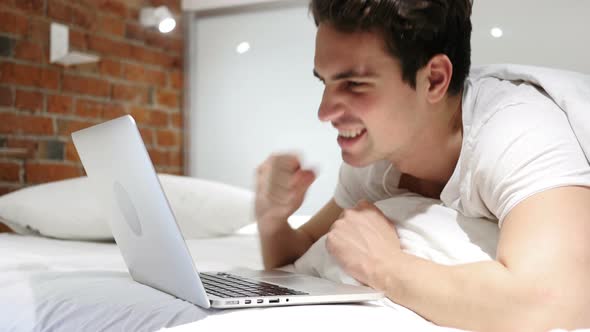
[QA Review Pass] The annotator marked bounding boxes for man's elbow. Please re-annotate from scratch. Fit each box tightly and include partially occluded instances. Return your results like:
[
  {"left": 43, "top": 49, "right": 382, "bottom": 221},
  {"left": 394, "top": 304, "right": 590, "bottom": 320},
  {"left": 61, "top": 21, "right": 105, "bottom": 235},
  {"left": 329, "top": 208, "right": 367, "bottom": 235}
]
[{"left": 499, "top": 284, "right": 590, "bottom": 332}]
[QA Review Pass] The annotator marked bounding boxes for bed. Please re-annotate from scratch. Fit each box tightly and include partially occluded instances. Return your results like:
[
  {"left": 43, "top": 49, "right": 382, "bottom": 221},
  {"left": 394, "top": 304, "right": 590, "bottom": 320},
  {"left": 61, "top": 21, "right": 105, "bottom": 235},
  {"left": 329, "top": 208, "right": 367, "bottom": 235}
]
[
  {"left": 0, "top": 174, "right": 586, "bottom": 332},
  {"left": 0, "top": 230, "right": 463, "bottom": 332}
]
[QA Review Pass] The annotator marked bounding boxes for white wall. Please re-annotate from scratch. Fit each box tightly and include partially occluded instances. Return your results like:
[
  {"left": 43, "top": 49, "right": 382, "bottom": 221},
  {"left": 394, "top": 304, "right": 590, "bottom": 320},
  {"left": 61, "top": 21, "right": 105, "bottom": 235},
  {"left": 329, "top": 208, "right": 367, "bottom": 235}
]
[
  {"left": 189, "top": 1, "right": 590, "bottom": 216},
  {"left": 190, "top": 5, "right": 339, "bottom": 215},
  {"left": 471, "top": 0, "right": 590, "bottom": 73}
]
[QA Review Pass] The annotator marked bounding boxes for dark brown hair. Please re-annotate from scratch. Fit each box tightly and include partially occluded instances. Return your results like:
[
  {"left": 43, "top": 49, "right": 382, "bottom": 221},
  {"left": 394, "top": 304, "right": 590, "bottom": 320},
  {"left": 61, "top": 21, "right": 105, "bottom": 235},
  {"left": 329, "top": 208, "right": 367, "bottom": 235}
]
[{"left": 310, "top": 0, "right": 473, "bottom": 95}]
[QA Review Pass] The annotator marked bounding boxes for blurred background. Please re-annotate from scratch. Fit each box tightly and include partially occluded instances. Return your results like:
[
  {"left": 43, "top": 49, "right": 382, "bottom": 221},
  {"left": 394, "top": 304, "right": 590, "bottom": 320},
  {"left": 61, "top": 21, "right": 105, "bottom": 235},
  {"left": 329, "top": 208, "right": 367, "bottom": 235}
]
[{"left": 0, "top": 0, "right": 588, "bottom": 216}]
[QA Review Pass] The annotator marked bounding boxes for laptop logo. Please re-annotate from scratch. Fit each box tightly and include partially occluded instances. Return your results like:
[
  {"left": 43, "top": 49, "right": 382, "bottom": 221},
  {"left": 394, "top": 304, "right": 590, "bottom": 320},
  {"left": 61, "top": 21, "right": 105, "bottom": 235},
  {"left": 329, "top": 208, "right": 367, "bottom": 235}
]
[{"left": 113, "top": 181, "right": 143, "bottom": 236}]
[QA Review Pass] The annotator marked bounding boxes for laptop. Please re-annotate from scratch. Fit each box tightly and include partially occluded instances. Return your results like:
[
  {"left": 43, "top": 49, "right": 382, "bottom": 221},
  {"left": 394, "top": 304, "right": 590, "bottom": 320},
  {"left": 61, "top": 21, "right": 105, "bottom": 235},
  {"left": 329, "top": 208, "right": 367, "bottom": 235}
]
[{"left": 71, "top": 115, "right": 383, "bottom": 309}]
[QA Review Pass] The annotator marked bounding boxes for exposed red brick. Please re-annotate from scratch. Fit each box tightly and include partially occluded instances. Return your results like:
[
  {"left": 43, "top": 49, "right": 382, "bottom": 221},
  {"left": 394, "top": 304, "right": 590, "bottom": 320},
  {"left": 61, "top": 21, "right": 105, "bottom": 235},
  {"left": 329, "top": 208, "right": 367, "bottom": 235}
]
[
  {"left": 171, "top": 112, "right": 182, "bottom": 129},
  {"left": 97, "top": 15, "right": 125, "bottom": 36},
  {"left": 75, "top": 0, "right": 96, "bottom": 9},
  {"left": 123, "top": 63, "right": 166, "bottom": 87},
  {"left": 15, "top": 90, "right": 44, "bottom": 112},
  {"left": 25, "top": 162, "right": 82, "bottom": 184},
  {"left": 168, "top": 38, "right": 183, "bottom": 53},
  {"left": 125, "top": 22, "right": 144, "bottom": 41},
  {"left": 14, "top": 0, "right": 44, "bottom": 14},
  {"left": 88, "top": 35, "right": 131, "bottom": 58},
  {"left": 98, "top": 59, "right": 122, "bottom": 77},
  {"left": 147, "top": 148, "right": 168, "bottom": 166},
  {"left": 15, "top": 0, "right": 44, "bottom": 15},
  {"left": 66, "top": 62, "right": 99, "bottom": 75},
  {"left": 28, "top": 18, "right": 50, "bottom": 44},
  {"left": 156, "top": 89, "right": 179, "bottom": 108},
  {"left": 47, "top": 95, "right": 73, "bottom": 115},
  {"left": 75, "top": 99, "right": 104, "bottom": 118},
  {"left": 0, "top": 0, "right": 185, "bottom": 180},
  {"left": 6, "top": 137, "right": 38, "bottom": 154},
  {"left": 144, "top": 30, "right": 170, "bottom": 50},
  {"left": 168, "top": 71, "right": 182, "bottom": 89},
  {"left": 71, "top": 5, "right": 96, "bottom": 30},
  {"left": 0, "top": 62, "right": 46, "bottom": 87},
  {"left": 165, "top": 167, "right": 183, "bottom": 176},
  {"left": 111, "top": 84, "right": 147, "bottom": 104},
  {"left": 121, "top": 0, "right": 145, "bottom": 9},
  {"left": 0, "top": 183, "right": 23, "bottom": 196},
  {"left": 0, "top": 185, "right": 20, "bottom": 197},
  {"left": 130, "top": 44, "right": 175, "bottom": 67},
  {"left": 101, "top": 103, "right": 126, "bottom": 120},
  {"left": 56, "top": 118, "right": 97, "bottom": 136},
  {"left": 2, "top": 63, "right": 59, "bottom": 90},
  {"left": 40, "top": 68, "right": 60, "bottom": 90},
  {"left": 169, "top": 150, "right": 183, "bottom": 167},
  {"left": 0, "top": 86, "right": 13, "bottom": 106},
  {"left": 69, "top": 29, "right": 87, "bottom": 50},
  {"left": 64, "top": 141, "right": 80, "bottom": 162},
  {"left": 20, "top": 114, "right": 54, "bottom": 135},
  {"left": 128, "top": 106, "right": 150, "bottom": 124},
  {"left": 147, "top": 109, "right": 168, "bottom": 127},
  {"left": 0, "top": 113, "right": 54, "bottom": 135},
  {"left": 47, "top": 0, "right": 71, "bottom": 23},
  {"left": 0, "top": 9, "right": 29, "bottom": 36},
  {"left": 63, "top": 74, "right": 110, "bottom": 98},
  {"left": 96, "top": 0, "right": 127, "bottom": 18},
  {"left": 0, "top": 113, "right": 19, "bottom": 134},
  {"left": 156, "top": 129, "right": 180, "bottom": 147},
  {"left": 126, "top": 6, "right": 139, "bottom": 20},
  {"left": 0, "top": 0, "right": 15, "bottom": 8},
  {"left": 0, "top": 161, "right": 20, "bottom": 182},
  {"left": 36, "top": 140, "right": 64, "bottom": 160},
  {"left": 172, "top": 55, "right": 182, "bottom": 69},
  {"left": 139, "top": 127, "right": 154, "bottom": 145},
  {"left": 143, "top": 31, "right": 182, "bottom": 53},
  {"left": 14, "top": 39, "right": 45, "bottom": 62}
]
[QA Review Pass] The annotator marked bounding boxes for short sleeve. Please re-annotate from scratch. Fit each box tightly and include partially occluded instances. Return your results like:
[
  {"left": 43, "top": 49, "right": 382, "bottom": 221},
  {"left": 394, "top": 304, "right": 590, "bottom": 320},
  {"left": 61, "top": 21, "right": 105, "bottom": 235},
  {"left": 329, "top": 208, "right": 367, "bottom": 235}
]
[{"left": 470, "top": 101, "right": 590, "bottom": 226}]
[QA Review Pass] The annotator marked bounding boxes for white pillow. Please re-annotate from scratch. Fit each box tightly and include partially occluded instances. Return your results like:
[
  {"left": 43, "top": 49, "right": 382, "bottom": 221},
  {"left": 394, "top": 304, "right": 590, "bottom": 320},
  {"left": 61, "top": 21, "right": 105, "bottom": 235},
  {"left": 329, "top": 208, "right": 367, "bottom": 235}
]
[
  {"left": 0, "top": 174, "right": 255, "bottom": 240},
  {"left": 293, "top": 194, "right": 499, "bottom": 285}
]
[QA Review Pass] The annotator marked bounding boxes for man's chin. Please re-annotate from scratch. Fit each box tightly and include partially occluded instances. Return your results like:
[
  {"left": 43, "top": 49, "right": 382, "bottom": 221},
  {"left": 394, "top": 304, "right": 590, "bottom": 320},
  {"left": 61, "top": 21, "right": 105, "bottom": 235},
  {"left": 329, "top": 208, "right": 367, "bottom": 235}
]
[{"left": 341, "top": 152, "right": 372, "bottom": 168}]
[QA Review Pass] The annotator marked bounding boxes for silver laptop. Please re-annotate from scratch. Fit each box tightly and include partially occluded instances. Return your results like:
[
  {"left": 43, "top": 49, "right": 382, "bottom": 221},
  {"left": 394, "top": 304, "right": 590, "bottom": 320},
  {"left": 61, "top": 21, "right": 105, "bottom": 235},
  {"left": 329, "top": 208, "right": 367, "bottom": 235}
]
[{"left": 71, "top": 115, "right": 383, "bottom": 309}]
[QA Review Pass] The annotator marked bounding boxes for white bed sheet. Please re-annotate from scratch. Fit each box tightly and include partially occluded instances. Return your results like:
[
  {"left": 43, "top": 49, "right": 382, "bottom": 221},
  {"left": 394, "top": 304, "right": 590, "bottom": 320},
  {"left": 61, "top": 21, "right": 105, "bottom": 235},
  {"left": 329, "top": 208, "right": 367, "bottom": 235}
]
[
  {"left": 0, "top": 233, "right": 262, "bottom": 332},
  {"left": 2, "top": 232, "right": 584, "bottom": 332},
  {"left": 0, "top": 231, "right": 464, "bottom": 332}
]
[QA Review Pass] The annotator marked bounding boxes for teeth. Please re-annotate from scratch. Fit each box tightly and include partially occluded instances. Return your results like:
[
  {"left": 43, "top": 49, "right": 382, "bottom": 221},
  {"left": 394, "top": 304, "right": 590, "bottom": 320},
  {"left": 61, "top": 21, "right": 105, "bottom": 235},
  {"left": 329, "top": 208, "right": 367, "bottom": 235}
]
[{"left": 338, "top": 129, "right": 364, "bottom": 138}]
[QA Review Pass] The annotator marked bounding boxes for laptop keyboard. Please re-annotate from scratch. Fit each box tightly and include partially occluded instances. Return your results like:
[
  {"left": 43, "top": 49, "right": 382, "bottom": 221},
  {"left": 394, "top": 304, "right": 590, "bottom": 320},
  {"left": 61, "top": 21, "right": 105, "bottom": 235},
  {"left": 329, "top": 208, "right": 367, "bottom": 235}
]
[{"left": 199, "top": 272, "right": 309, "bottom": 298}]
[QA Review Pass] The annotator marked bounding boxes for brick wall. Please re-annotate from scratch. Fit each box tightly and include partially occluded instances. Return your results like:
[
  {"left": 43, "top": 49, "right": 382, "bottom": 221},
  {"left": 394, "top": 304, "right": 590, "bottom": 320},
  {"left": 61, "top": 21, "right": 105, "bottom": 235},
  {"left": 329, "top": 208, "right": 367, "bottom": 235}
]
[{"left": 0, "top": 0, "right": 185, "bottom": 196}]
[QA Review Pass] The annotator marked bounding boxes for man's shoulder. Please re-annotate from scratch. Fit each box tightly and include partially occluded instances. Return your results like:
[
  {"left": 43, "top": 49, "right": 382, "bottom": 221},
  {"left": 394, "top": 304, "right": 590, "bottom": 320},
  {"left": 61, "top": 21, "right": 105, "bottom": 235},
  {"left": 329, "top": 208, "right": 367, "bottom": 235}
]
[{"left": 464, "top": 74, "right": 559, "bottom": 140}]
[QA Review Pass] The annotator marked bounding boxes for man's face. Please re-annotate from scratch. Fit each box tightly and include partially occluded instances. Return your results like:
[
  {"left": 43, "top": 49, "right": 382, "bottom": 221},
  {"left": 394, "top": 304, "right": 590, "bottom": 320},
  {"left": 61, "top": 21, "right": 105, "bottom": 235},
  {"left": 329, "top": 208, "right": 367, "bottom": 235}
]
[{"left": 314, "top": 23, "right": 424, "bottom": 167}]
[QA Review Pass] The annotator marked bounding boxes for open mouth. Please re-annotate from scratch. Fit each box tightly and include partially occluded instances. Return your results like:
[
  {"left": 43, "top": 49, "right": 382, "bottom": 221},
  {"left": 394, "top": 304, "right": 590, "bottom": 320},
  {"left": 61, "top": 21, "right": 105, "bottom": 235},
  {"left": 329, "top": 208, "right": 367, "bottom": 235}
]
[{"left": 337, "top": 128, "right": 367, "bottom": 149}]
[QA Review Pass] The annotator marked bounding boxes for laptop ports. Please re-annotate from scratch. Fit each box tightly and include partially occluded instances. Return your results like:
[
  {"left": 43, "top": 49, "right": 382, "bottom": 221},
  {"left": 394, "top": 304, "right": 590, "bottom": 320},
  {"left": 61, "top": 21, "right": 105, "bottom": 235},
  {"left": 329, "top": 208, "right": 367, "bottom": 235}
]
[
  {"left": 245, "top": 300, "right": 251, "bottom": 304},
  {"left": 269, "top": 299, "right": 279, "bottom": 304},
  {"left": 256, "top": 299, "right": 263, "bottom": 304}
]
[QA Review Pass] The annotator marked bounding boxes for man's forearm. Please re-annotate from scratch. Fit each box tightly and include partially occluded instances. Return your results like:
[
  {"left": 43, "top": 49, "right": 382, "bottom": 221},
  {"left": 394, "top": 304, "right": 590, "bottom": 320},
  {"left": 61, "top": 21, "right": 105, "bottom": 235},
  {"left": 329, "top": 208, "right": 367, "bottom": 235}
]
[
  {"left": 373, "top": 254, "right": 559, "bottom": 332},
  {"left": 258, "top": 219, "right": 314, "bottom": 270}
]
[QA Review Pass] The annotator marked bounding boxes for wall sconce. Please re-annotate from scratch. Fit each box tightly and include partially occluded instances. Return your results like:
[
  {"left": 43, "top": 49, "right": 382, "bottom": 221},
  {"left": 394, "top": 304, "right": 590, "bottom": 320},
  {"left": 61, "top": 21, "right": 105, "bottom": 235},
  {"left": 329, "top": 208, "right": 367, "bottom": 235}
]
[{"left": 139, "top": 6, "right": 176, "bottom": 33}]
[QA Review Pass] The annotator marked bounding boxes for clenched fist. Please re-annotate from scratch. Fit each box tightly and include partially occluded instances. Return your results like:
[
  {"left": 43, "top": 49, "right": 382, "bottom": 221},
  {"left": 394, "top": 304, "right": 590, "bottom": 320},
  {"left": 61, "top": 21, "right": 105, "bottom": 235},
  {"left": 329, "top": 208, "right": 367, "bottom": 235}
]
[{"left": 255, "top": 154, "right": 316, "bottom": 232}]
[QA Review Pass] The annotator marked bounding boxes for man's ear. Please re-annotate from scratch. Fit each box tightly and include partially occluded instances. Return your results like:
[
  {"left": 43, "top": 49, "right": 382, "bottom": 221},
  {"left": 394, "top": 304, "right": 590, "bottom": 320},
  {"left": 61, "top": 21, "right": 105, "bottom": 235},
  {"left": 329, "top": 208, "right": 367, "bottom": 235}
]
[{"left": 418, "top": 54, "right": 453, "bottom": 104}]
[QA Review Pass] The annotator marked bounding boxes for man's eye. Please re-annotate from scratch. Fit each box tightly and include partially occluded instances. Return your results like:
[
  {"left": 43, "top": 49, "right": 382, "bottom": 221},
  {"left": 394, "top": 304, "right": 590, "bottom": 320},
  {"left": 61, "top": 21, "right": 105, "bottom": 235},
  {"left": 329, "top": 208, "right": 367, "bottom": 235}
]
[{"left": 346, "top": 81, "right": 364, "bottom": 89}]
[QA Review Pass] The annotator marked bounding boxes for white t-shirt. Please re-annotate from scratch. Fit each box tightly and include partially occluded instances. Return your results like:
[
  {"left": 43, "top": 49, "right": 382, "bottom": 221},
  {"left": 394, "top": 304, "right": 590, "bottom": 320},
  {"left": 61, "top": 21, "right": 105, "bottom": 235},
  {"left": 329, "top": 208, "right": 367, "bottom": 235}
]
[{"left": 334, "top": 76, "right": 590, "bottom": 227}]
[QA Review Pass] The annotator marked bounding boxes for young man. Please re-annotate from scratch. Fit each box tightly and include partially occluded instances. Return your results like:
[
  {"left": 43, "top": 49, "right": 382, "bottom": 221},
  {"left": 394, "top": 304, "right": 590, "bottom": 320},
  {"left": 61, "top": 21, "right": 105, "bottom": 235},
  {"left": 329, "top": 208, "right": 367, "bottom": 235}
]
[{"left": 255, "top": 0, "right": 590, "bottom": 330}]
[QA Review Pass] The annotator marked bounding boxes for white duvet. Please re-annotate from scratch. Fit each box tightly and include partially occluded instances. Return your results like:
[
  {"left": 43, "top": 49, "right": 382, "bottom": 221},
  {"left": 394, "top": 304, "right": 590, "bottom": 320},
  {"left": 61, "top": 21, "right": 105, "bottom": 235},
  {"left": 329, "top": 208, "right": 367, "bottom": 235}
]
[
  {"left": 0, "top": 227, "right": 462, "bottom": 332},
  {"left": 0, "top": 233, "right": 263, "bottom": 332},
  {"left": 1, "top": 193, "right": 587, "bottom": 332}
]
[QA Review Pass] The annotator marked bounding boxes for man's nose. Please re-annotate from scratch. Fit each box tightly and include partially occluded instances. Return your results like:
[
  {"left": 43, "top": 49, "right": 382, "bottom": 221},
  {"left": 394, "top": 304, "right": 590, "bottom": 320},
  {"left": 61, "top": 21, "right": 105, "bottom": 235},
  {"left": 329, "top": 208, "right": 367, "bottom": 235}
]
[{"left": 317, "top": 89, "right": 345, "bottom": 122}]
